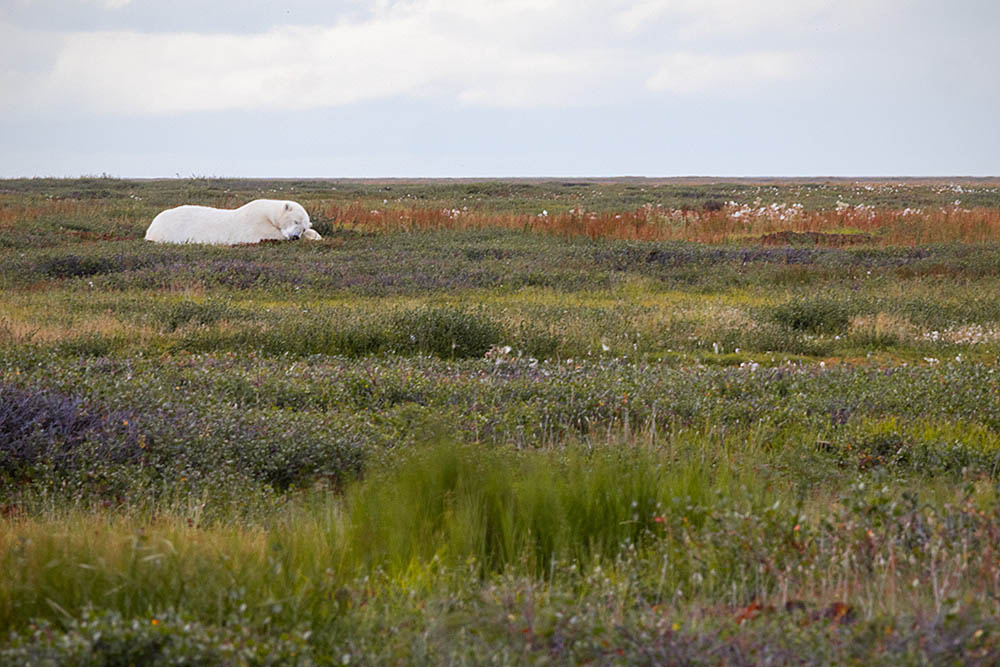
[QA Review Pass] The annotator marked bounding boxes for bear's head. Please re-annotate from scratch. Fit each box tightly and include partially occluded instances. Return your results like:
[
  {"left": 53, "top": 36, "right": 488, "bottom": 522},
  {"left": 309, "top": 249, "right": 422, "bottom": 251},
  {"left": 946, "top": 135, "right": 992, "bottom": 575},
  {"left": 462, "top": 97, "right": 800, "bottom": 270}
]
[{"left": 275, "top": 201, "right": 313, "bottom": 240}]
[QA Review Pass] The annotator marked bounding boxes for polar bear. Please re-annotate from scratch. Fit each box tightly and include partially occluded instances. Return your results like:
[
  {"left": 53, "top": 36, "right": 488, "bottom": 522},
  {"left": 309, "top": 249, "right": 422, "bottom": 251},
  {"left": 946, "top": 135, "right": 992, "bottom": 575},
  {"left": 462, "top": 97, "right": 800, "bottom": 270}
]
[{"left": 144, "top": 199, "right": 321, "bottom": 245}]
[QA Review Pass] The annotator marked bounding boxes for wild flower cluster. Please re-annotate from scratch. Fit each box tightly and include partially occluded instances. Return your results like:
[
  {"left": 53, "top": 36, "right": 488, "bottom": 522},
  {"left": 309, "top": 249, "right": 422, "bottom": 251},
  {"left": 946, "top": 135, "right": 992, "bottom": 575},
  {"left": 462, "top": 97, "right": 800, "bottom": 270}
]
[{"left": 922, "top": 324, "right": 1000, "bottom": 345}]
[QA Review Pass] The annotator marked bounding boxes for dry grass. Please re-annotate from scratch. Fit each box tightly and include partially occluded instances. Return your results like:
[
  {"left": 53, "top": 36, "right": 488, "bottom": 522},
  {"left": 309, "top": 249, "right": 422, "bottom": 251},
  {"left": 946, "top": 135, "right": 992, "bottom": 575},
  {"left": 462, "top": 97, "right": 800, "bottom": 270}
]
[
  {"left": 0, "top": 196, "right": 116, "bottom": 227},
  {"left": 849, "top": 313, "right": 918, "bottom": 342},
  {"left": 0, "top": 313, "right": 148, "bottom": 345},
  {"left": 311, "top": 200, "right": 1000, "bottom": 246}
]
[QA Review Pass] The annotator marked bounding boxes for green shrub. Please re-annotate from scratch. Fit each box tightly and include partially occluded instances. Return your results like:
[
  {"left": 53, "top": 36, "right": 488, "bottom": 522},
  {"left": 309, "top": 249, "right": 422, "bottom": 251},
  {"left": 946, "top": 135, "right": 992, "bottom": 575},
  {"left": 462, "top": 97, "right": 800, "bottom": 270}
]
[
  {"left": 263, "top": 313, "right": 390, "bottom": 357},
  {"left": 390, "top": 306, "right": 501, "bottom": 358},
  {"left": 40, "top": 254, "right": 122, "bottom": 279},
  {"left": 771, "top": 297, "right": 853, "bottom": 334},
  {"left": 0, "top": 609, "right": 312, "bottom": 666},
  {"left": 156, "top": 300, "right": 240, "bottom": 332},
  {"left": 509, "top": 320, "right": 562, "bottom": 358},
  {"left": 168, "top": 306, "right": 502, "bottom": 359}
]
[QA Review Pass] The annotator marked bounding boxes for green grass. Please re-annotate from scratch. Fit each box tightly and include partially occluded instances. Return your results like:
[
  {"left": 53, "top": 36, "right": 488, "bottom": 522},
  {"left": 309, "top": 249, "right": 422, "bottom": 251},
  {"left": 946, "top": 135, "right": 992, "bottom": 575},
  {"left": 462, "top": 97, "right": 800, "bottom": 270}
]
[
  {"left": 4, "top": 436, "right": 1000, "bottom": 663},
  {"left": 4, "top": 178, "right": 1000, "bottom": 663}
]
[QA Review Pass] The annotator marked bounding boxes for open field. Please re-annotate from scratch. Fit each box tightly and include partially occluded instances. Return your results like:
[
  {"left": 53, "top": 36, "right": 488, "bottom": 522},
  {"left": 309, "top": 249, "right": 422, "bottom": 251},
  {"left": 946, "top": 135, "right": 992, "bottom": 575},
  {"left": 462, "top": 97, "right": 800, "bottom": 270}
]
[{"left": 3, "top": 178, "right": 1000, "bottom": 664}]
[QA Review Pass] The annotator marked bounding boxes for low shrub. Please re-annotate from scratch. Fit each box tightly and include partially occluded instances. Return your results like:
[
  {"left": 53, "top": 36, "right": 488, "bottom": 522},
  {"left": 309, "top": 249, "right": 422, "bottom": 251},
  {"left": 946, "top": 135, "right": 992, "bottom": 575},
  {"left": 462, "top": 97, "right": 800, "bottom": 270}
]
[
  {"left": 163, "top": 306, "right": 503, "bottom": 360},
  {"left": 771, "top": 297, "right": 853, "bottom": 334},
  {"left": 0, "top": 382, "right": 140, "bottom": 477},
  {"left": 0, "top": 609, "right": 312, "bottom": 667},
  {"left": 390, "top": 306, "right": 501, "bottom": 358},
  {"left": 509, "top": 320, "right": 562, "bottom": 359},
  {"left": 39, "top": 254, "right": 124, "bottom": 279},
  {"left": 155, "top": 300, "right": 243, "bottom": 332}
]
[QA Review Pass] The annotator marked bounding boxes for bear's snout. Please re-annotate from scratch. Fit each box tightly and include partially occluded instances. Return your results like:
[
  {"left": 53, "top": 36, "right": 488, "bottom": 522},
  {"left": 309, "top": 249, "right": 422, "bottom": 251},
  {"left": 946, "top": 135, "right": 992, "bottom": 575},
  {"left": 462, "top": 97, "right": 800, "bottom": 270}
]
[{"left": 289, "top": 233, "right": 301, "bottom": 240}]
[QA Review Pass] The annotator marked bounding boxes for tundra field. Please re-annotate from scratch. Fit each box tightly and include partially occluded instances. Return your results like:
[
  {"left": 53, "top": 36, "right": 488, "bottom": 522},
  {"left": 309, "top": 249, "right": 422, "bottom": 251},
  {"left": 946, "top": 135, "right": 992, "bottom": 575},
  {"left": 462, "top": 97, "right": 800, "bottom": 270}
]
[{"left": 4, "top": 177, "right": 1000, "bottom": 664}]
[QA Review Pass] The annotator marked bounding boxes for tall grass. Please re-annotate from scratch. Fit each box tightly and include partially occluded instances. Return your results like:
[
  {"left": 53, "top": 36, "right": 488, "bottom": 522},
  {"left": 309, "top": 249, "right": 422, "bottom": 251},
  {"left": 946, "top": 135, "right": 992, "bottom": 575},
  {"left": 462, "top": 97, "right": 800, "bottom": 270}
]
[
  {"left": 5, "top": 436, "right": 1000, "bottom": 661},
  {"left": 0, "top": 436, "right": 768, "bottom": 634},
  {"left": 342, "top": 439, "right": 749, "bottom": 577}
]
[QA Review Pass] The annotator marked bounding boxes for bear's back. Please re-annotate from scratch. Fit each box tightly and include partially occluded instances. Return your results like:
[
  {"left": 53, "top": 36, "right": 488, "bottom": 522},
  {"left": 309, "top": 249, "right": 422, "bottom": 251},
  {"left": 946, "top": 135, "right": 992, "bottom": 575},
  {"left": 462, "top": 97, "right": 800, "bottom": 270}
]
[{"left": 146, "top": 204, "right": 266, "bottom": 245}]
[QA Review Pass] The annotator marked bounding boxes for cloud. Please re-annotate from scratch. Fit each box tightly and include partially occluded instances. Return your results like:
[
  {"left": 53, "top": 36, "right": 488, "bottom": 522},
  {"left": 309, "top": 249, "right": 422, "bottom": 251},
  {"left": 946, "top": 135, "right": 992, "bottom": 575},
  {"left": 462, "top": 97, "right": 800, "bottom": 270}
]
[
  {"left": 31, "top": 25, "right": 609, "bottom": 114},
  {"left": 43, "top": 24, "right": 448, "bottom": 113},
  {"left": 0, "top": 1, "right": 842, "bottom": 115},
  {"left": 1, "top": 5, "right": 620, "bottom": 115},
  {"left": 614, "top": 0, "right": 865, "bottom": 38},
  {"left": 645, "top": 51, "right": 806, "bottom": 94}
]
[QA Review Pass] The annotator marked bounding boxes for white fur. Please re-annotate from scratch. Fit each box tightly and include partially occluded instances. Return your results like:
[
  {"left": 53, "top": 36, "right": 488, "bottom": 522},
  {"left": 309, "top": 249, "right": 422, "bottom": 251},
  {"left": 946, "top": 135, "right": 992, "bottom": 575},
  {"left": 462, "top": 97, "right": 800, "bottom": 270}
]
[{"left": 144, "top": 199, "right": 321, "bottom": 245}]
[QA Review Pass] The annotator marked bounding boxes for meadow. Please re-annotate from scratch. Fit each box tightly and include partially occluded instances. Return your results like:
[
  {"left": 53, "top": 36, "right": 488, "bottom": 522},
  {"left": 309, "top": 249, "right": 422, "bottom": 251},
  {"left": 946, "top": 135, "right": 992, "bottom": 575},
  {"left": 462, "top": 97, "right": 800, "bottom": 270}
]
[{"left": 2, "top": 176, "right": 1000, "bottom": 664}]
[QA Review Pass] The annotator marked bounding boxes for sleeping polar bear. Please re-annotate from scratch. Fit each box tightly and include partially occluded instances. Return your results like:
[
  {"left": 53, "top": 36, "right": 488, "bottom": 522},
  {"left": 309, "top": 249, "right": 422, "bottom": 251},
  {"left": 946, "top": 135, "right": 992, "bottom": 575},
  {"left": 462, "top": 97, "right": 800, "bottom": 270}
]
[{"left": 145, "top": 199, "right": 322, "bottom": 245}]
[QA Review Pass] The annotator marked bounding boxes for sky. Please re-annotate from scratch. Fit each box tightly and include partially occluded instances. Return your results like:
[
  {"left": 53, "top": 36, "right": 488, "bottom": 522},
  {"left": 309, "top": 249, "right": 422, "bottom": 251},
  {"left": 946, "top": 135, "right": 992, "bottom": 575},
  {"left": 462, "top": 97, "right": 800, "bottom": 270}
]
[{"left": 1, "top": 0, "right": 998, "bottom": 178}]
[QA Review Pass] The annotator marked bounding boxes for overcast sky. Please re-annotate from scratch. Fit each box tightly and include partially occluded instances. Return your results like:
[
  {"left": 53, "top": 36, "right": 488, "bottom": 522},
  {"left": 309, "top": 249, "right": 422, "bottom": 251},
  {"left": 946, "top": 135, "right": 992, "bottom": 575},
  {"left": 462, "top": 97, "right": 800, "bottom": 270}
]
[{"left": 1, "top": 0, "right": 998, "bottom": 177}]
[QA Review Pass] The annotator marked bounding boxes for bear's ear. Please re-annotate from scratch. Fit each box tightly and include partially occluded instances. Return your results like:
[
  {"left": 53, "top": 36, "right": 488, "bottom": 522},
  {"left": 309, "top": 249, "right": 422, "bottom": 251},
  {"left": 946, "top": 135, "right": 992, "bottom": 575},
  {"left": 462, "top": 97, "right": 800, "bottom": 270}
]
[{"left": 285, "top": 203, "right": 291, "bottom": 211}]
